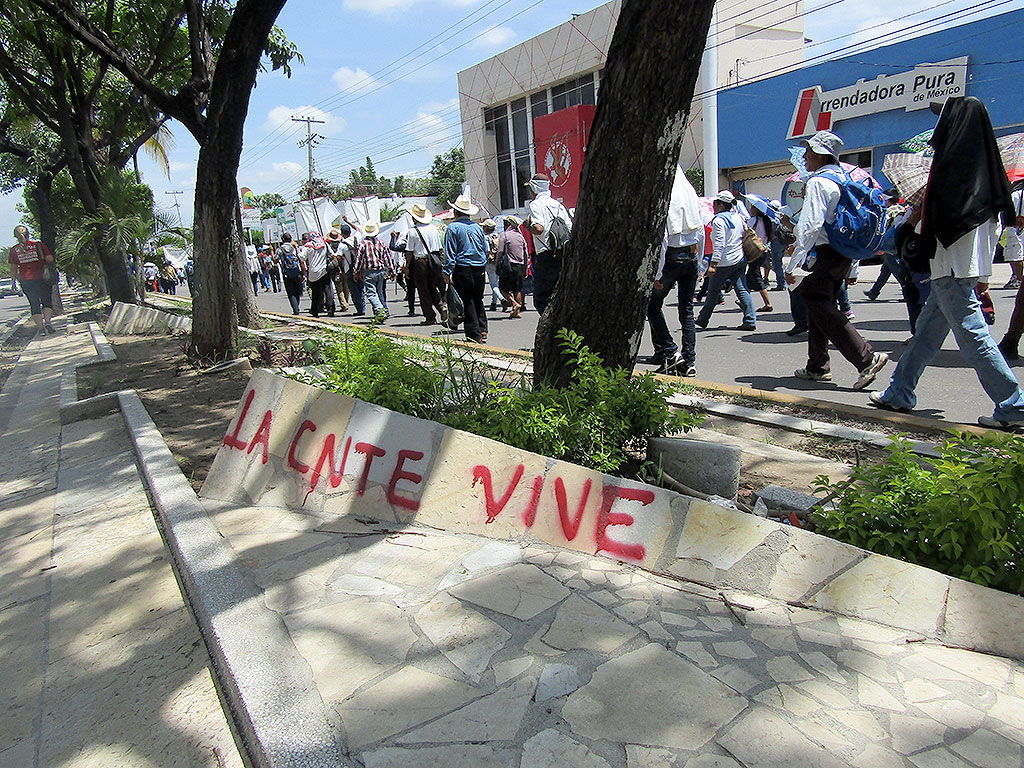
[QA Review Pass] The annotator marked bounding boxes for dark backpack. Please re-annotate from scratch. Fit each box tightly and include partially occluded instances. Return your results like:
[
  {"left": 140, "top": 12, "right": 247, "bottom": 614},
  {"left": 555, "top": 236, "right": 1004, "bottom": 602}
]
[
  {"left": 278, "top": 243, "right": 301, "bottom": 278},
  {"left": 547, "top": 214, "right": 571, "bottom": 259},
  {"left": 818, "top": 168, "right": 888, "bottom": 261}
]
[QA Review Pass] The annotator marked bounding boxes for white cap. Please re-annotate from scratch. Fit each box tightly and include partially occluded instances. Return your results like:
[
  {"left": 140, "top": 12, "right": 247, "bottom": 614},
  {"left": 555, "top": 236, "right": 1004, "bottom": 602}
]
[
  {"left": 715, "top": 190, "right": 735, "bottom": 205},
  {"left": 802, "top": 130, "right": 844, "bottom": 159},
  {"left": 779, "top": 204, "right": 794, "bottom": 218}
]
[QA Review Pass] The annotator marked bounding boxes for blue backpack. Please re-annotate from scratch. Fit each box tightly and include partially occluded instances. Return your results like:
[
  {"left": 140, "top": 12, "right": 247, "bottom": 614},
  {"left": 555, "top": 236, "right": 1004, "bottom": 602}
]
[
  {"left": 277, "top": 243, "right": 301, "bottom": 278},
  {"left": 818, "top": 168, "right": 888, "bottom": 261}
]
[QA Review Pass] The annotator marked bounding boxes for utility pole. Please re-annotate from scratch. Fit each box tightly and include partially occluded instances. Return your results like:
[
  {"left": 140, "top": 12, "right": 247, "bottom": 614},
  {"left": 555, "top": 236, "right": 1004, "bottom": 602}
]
[
  {"left": 292, "top": 115, "right": 326, "bottom": 194},
  {"left": 165, "top": 190, "right": 184, "bottom": 228}
]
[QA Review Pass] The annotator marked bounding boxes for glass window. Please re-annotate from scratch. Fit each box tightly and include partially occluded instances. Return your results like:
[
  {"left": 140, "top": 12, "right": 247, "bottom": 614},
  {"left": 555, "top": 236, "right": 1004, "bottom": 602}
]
[
  {"left": 511, "top": 98, "right": 529, "bottom": 152},
  {"left": 578, "top": 73, "right": 595, "bottom": 105},
  {"left": 485, "top": 104, "right": 513, "bottom": 210},
  {"left": 531, "top": 91, "right": 548, "bottom": 122},
  {"left": 515, "top": 152, "right": 533, "bottom": 208},
  {"left": 839, "top": 150, "right": 872, "bottom": 169}
]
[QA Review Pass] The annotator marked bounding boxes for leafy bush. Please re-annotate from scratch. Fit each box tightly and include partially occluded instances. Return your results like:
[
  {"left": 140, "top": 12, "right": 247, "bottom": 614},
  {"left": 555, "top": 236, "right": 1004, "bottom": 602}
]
[
  {"left": 812, "top": 434, "right": 1024, "bottom": 595},
  {"left": 310, "top": 326, "right": 698, "bottom": 475}
]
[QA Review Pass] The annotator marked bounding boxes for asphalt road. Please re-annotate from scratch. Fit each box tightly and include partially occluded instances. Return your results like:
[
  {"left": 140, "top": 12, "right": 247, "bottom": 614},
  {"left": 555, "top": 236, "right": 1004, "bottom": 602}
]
[
  {"left": 0, "top": 293, "right": 29, "bottom": 327},
  {"left": 200, "top": 263, "right": 1024, "bottom": 428}
]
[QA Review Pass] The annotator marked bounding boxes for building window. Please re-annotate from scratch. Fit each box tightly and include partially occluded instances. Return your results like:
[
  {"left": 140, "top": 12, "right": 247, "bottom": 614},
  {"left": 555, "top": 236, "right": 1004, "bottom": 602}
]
[
  {"left": 511, "top": 98, "right": 533, "bottom": 207},
  {"left": 839, "top": 150, "right": 872, "bottom": 169},
  {"left": 531, "top": 91, "right": 549, "bottom": 122},
  {"left": 485, "top": 104, "right": 514, "bottom": 210},
  {"left": 551, "top": 73, "right": 596, "bottom": 112}
]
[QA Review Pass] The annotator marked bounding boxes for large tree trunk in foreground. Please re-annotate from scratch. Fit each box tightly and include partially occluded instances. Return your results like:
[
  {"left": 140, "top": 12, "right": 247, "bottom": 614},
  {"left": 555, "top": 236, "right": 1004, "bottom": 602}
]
[
  {"left": 189, "top": 0, "right": 287, "bottom": 357},
  {"left": 534, "top": 0, "right": 714, "bottom": 387},
  {"left": 29, "top": 172, "right": 57, "bottom": 255},
  {"left": 230, "top": 211, "right": 260, "bottom": 329}
]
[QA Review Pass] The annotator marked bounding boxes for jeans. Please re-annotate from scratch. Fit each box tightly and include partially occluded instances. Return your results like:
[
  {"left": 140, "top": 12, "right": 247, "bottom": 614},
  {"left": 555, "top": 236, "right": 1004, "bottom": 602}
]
[
  {"left": 837, "top": 282, "right": 851, "bottom": 313},
  {"left": 769, "top": 239, "right": 787, "bottom": 288},
  {"left": 880, "top": 276, "right": 1024, "bottom": 421},
  {"left": 452, "top": 265, "right": 487, "bottom": 341},
  {"left": 790, "top": 288, "right": 808, "bottom": 327},
  {"left": 284, "top": 275, "right": 303, "bottom": 314},
  {"left": 362, "top": 269, "right": 388, "bottom": 316},
  {"left": 647, "top": 247, "right": 699, "bottom": 365},
  {"left": 347, "top": 269, "right": 365, "bottom": 315},
  {"left": 485, "top": 261, "right": 503, "bottom": 305},
  {"left": 697, "top": 261, "right": 755, "bottom": 327}
]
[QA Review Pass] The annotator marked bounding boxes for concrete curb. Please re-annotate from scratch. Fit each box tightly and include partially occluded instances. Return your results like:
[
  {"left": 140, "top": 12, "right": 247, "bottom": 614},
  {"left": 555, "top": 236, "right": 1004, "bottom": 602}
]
[
  {"left": 117, "top": 390, "right": 352, "bottom": 768},
  {"left": 56, "top": 320, "right": 351, "bottom": 767},
  {"left": 0, "top": 310, "right": 31, "bottom": 346}
]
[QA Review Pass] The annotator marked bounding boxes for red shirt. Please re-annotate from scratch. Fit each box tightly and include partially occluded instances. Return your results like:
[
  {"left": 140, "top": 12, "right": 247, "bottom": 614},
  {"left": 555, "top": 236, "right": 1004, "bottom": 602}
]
[{"left": 8, "top": 240, "right": 50, "bottom": 281}]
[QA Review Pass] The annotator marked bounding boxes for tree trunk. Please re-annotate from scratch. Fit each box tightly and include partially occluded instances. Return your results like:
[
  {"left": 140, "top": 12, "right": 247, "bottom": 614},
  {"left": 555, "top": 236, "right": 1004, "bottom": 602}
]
[
  {"left": 189, "top": 0, "right": 288, "bottom": 357},
  {"left": 231, "top": 203, "right": 261, "bottom": 328},
  {"left": 29, "top": 171, "right": 58, "bottom": 255},
  {"left": 533, "top": 0, "right": 714, "bottom": 387}
]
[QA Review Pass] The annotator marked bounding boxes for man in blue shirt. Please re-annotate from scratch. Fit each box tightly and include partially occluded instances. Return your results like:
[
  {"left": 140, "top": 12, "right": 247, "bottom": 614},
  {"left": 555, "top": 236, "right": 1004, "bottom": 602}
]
[{"left": 444, "top": 194, "right": 489, "bottom": 343}]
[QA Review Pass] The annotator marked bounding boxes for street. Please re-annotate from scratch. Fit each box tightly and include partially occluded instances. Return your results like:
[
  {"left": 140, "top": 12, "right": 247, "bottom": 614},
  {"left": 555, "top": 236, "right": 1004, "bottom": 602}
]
[{"left": 195, "top": 262, "right": 1024, "bottom": 428}]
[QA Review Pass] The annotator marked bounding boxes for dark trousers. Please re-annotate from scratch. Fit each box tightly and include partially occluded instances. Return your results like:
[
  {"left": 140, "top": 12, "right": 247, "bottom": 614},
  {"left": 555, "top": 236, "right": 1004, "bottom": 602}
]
[
  {"left": 347, "top": 269, "right": 365, "bottom": 315},
  {"left": 310, "top": 274, "right": 335, "bottom": 317},
  {"left": 533, "top": 250, "right": 562, "bottom": 315},
  {"left": 452, "top": 265, "right": 487, "bottom": 342},
  {"left": 412, "top": 258, "right": 443, "bottom": 323},
  {"left": 269, "top": 268, "right": 281, "bottom": 292},
  {"left": 797, "top": 246, "right": 874, "bottom": 374},
  {"left": 284, "top": 275, "right": 303, "bottom": 314},
  {"left": 647, "top": 247, "right": 699, "bottom": 365}
]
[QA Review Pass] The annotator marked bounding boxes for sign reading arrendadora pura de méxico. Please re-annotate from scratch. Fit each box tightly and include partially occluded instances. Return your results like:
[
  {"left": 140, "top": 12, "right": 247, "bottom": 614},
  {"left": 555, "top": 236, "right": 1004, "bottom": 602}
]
[{"left": 788, "top": 57, "right": 969, "bottom": 139}]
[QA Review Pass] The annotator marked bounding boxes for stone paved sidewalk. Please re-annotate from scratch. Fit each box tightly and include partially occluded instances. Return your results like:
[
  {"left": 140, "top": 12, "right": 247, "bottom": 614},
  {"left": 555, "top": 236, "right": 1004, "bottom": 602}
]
[
  {"left": 203, "top": 497, "right": 1024, "bottom": 768},
  {"left": 0, "top": 323, "right": 242, "bottom": 767}
]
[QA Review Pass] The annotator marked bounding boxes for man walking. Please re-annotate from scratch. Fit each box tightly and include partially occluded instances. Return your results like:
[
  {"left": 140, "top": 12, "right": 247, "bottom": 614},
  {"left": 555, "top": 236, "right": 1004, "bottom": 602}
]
[
  {"left": 300, "top": 231, "right": 335, "bottom": 318},
  {"left": 647, "top": 164, "right": 704, "bottom": 375},
  {"left": 398, "top": 203, "right": 446, "bottom": 325},
  {"left": 355, "top": 221, "right": 392, "bottom": 322},
  {"left": 785, "top": 130, "right": 887, "bottom": 390},
  {"left": 443, "top": 194, "right": 489, "bottom": 343},
  {"left": 696, "top": 191, "right": 756, "bottom": 331},
  {"left": 524, "top": 173, "right": 572, "bottom": 315}
]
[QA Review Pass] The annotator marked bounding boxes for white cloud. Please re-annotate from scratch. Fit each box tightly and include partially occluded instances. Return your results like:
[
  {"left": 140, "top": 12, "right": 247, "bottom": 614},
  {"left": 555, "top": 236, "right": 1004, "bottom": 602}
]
[
  {"left": 255, "top": 161, "right": 304, "bottom": 186},
  {"left": 332, "top": 66, "right": 383, "bottom": 97},
  {"left": 469, "top": 24, "right": 516, "bottom": 50},
  {"left": 264, "top": 105, "right": 346, "bottom": 136},
  {"left": 403, "top": 98, "right": 460, "bottom": 148}
]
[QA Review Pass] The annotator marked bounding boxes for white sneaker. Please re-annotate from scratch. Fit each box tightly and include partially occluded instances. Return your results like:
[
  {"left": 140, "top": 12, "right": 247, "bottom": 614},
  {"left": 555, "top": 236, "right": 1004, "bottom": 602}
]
[
  {"left": 794, "top": 367, "right": 832, "bottom": 382},
  {"left": 853, "top": 352, "right": 889, "bottom": 391}
]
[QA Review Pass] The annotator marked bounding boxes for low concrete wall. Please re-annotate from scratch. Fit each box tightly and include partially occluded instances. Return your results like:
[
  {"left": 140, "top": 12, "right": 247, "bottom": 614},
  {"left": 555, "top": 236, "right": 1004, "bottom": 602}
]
[
  {"left": 201, "top": 369, "right": 1024, "bottom": 660},
  {"left": 106, "top": 301, "right": 191, "bottom": 335}
]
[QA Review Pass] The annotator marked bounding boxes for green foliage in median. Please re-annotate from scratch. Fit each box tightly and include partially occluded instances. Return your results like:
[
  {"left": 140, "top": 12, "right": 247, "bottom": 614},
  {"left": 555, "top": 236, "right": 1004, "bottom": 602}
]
[
  {"left": 310, "top": 326, "right": 698, "bottom": 475},
  {"left": 812, "top": 435, "right": 1024, "bottom": 595}
]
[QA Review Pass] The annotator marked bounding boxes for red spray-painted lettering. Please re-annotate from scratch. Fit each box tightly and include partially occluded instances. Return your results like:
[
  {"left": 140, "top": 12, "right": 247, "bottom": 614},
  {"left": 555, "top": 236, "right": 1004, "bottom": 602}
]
[
  {"left": 554, "top": 476, "right": 592, "bottom": 542},
  {"left": 472, "top": 464, "right": 525, "bottom": 523},
  {"left": 288, "top": 420, "right": 317, "bottom": 473},
  {"left": 595, "top": 485, "right": 654, "bottom": 562},
  {"left": 223, "top": 389, "right": 255, "bottom": 450},
  {"left": 354, "top": 442, "right": 386, "bottom": 495},
  {"left": 310, "top": 434, "right": 351, "bottom": 492},
  {"left": 247, "top": 410, "right": 273, "bottom": 465},
  {"left": 387, "top": 450, "right": 425, "bottom": 511}
]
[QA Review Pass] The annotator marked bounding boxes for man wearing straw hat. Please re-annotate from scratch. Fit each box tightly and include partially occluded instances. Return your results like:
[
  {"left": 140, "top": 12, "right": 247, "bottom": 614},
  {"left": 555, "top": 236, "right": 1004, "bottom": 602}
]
[
  {"left": 524, "top": 172, "right": 572, "bottom": 314},
  {"left": 443, "top": 193, "right": 489, "bottom": 343},
  {"left": 355, "top": 221, "right": 393, "bottom": 322},
  {"left": 398, "top": 203, "right": 447, "bottom": 325}
]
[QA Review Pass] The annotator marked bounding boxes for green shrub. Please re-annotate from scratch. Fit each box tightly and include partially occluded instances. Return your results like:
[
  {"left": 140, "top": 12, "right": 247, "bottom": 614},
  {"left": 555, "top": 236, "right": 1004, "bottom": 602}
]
[
  {"left": 812, "top": 434, "right": 1024, "bottom": 595},
  {"left": 310, "top": 326, "right": 698, "bottom": 475}
]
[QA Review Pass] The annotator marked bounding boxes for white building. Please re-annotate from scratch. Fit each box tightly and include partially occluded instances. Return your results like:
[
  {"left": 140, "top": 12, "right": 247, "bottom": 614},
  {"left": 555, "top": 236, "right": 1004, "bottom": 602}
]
[{"left": 457, "top": 0, "right": 806, "bottom": 216}]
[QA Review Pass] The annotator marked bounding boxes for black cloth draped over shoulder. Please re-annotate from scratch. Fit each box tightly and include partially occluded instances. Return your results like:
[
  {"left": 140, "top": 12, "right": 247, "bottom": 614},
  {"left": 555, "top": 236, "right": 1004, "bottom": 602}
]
[{"left": 921, "top": 96, "right": 1014, "bottom": 257}]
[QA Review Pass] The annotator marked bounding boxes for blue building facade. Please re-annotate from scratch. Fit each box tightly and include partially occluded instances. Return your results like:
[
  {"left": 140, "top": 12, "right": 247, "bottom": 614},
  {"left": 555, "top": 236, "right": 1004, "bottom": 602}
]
[{"left": 718, "top": 9, "right": 1024, "bottom": 199}]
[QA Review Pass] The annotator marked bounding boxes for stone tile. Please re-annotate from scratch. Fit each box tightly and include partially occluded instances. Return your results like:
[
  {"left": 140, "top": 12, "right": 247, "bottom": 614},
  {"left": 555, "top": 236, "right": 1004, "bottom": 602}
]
[
  {"left": 795, "top": 624, "right": 842, "bottom": 648},
  {"left": 914, "top": 698, "right": 985, "bottom": 730},
  {"left": 714, "top": 641, "right": 757, "bottom": 660},
  {"left": 890, "top": 713, "right": 946, "bottom": 754},
  {"left": 521, "top": 729, "right": 611, "bottom": 768},
  {"left": 908, "top": 747, "right": 971, "bottom": 768},
  {"left": 943, "top": 578, "right": 1024, "bottom": 660},
  {"left": 799, "top": 651, "right": 846, "bottom": 684},
  {"left": 580, "top": 569, "right": 607, "bottom": 584},
  {"left": 613, "top": 600, "right": 651, "bottom": 624},
  {"left": 987, "top": 692, "right": 1024, "bottom": 732},
  {"left": 536, "top": 663, "right": 582, "bottom": 702},
  {"left": 676, "top": 642, "right": 718, "bottom": 669},
  {"left": 794, "top": 713, "right": 854, "bottom": 751},
  {"left": 626, "top": 745, "right": 680, "bottom": 768},
  {"left": 797, "top": 680, "right": 854, "bottom": 710},
  {"left": 753, "top": 684, "right": 820, "bottom": 717},
  {"left": 746, "top": 605, "right": 793, "bottom": 629},
  {"left": 338, "top": 666, "right": 481, "bottom": 750},
  {"left": 362, "top": 745, "right": 509, "bottom": 768},
  {"left": 447, "top": 562, "right": 569, "bottom": 620},
  {"left": 606, "top": 571, "right": 631, "bottom": 587},
  {"left": 902, "top": 679, "right": 949, "bottom": 704},
  {"left": 657, "top": 590, "right": 701, "bottom": 614},
  {"left": 563, "top": 643, "right": 746, "bottom": 750},
  {"left": 398, "top": 674, "right": 536, "bottom": 743},
  {"left": 718, "top": 709, "right": 846, "bottom": 768},
  {"left": 543, "top": 565, "right": 576, "bottom": 581},
  {"left": 682, "top": 756, "right": 742, "bottom": 768},
  {"left": 766, "top": 655, "right": 813, "bottom": 683},
  {"left": 675, "top": 500, "right": 781, "bottom": 570},
  {"left": 852, "top": 743, "right": 908, "bottom": 768},
  {"left": 661, "top": 611, "right": 698, "bottom": 629},
  {"left": 857, "top": 675, "right": 904, "bottom": 712},
  {"left": 493, "top": 657, "right": 533, "bottom": 686},
  {"left": 640, "top": 621, "right": 673, "bottom": 642},
  {"left": 285, "top": 598, "right": 418, "bottom": 705},
  {"left": 841, "top": 709, "right": 888, "bottom": 741},
  {"left": 541, "top": 594, "right": 639, "bottom": 654},
  {"left": 523, "top": 626, "right": 565, "bottom": 658},
  {"left": 950, "top": 729, "right": 1024, "bottom": 767},
  {"left": 711, "top": 664, "right": 761, "bottom": 695},
  {"left": 914, "top": 644, "right": 1011, "bottom": 688},
  {"left": 838, "top": 649, "right": 899, "bottom": 683},
  {"left": 770, "top": 527, "right": 863, "bottom": 602},
  {"left": 414, "top": 594, "right": 511, "bottom": 681},
  {"left": 698, "top": 616, "right": 733, "bottom": 632},
  {"left": 837, "top": 617, "right": 910, "bottom": 644},
  {"left": 328, "top": 573, "right": 405, "bottom": 597},
  {"left": 751, "top": 627, "right": 799, "bottom": 652},
  {"left": 589, "top": 589, "right": 619, "bottom": 607},
  {"left": 896, "top": 653, "right": 972, "bottom": 684},
  {"left": 806, "top": 557, "right": 948, "bottom": 636}
]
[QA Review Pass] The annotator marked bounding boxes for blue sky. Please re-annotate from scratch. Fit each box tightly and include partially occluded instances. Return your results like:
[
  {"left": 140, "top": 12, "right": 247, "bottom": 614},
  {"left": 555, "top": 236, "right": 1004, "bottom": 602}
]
[{"left": 3, "top": 0, "right": 1022, "bottom": 239}]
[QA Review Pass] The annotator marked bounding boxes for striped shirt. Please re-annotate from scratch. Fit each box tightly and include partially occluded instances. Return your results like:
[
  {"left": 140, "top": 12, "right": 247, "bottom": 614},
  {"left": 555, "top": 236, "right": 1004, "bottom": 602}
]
[{"left": 355, "top": 236, "right": 393, "bottom": 273}]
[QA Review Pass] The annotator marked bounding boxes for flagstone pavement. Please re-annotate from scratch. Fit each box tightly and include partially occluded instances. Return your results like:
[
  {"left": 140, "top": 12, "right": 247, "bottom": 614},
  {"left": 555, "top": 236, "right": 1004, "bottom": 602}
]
[{"left": 203, "top": 496, "right": 1024, "bottom": 768}]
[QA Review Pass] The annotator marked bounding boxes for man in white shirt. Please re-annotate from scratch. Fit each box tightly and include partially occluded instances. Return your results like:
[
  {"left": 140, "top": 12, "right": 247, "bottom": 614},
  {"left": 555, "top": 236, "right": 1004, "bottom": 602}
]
[
  {"left": 695, "top": 191, "right": 756, "bottom": 331},
  {"left": 524, "top": 173, "right": 572, "bottom": 314},
  {"left": 871, "top": 98, "right": 1024, "bottom": 430},
  {"left": 1001, "top": 184, "right": 1024, "bottom": 289},
  {"left": 785, "top": 130, "right": 887, "bottom": 390},
  {"left": 300, "top": 231, "right": 335, "bottom": 318},
  {"left": 646, "top": 164, "right": 705, "bottom": 375},
  {"left": 397, "top": 203, "right": 446, "bottom": 325}
]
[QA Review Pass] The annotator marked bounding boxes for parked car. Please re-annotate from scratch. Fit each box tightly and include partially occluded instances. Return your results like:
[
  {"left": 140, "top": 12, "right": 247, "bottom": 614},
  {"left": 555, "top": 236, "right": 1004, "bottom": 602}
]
[{"left": 0, "top": 277, "right": 22, "bottom": 297}]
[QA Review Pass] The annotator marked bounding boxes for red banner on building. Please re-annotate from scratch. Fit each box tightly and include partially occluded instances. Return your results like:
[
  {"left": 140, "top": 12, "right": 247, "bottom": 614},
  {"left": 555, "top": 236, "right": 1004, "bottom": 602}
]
[{"left": 533, "top": 105, "right": 596, "bottom": 209}]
